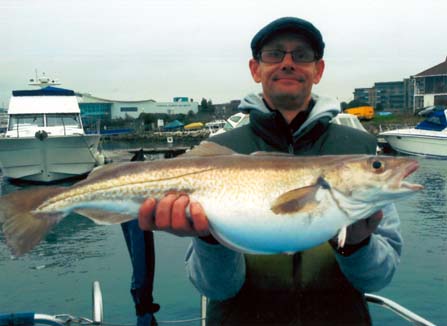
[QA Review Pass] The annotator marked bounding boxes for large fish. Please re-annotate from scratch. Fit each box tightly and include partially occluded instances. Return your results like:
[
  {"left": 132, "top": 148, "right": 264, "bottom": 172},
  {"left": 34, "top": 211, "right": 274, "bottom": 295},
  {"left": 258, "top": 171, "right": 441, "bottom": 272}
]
[{"left": 0, "top": 142, "right": 422, "bottom": 256}]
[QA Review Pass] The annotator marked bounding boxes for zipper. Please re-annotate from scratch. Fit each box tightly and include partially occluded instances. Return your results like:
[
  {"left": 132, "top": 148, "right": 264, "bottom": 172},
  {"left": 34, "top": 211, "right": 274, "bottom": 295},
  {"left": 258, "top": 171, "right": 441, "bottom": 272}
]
[
  {"left": 288, "top": 127, "right": 295, "bottom": 154},
  {"left": 288, "top": 143, "right": 294, "bottom": 154}
]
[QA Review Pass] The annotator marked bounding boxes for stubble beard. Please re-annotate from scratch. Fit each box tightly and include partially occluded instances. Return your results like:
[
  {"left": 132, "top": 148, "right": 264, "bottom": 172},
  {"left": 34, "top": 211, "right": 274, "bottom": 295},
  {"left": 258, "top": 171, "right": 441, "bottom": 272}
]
[{"left": 268, "top": 91, "right": 310, "bottom": 112}]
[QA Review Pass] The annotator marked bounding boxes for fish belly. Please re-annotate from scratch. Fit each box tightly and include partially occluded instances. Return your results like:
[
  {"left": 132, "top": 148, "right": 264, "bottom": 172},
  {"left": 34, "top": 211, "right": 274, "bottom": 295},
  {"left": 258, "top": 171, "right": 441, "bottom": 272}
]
[{"left": 200, "top": 197, "right": 348, "bottom": 254}]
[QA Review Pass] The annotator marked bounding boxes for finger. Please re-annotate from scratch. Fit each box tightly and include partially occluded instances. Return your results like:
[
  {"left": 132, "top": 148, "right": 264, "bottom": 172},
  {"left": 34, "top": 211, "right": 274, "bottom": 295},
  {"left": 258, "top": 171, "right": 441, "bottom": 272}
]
[
  {"left": 171, "top": 195, "right": 193, "bottom": 233},
  {"left": 155, "top": 194, "right": 178, "bottom": 230},
  {"left": 138, "top": 198, "right": 157, "bottom": 230},
  {"left": 190, "top": 200, "right": 210, "bottom": 236}
]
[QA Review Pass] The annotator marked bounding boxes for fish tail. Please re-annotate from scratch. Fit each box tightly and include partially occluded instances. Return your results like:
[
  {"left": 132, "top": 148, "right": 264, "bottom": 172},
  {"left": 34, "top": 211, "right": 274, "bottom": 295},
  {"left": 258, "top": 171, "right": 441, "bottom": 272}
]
[{"left": 0, "top": 186, "right": 66, "bottom": 256}]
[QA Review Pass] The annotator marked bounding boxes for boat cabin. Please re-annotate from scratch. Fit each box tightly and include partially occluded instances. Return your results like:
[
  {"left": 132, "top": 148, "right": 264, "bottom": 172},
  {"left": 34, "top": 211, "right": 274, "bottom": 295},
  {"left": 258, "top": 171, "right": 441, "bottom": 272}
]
[{"left": 5, "top": 87, "right": 85, "bottom": 138}]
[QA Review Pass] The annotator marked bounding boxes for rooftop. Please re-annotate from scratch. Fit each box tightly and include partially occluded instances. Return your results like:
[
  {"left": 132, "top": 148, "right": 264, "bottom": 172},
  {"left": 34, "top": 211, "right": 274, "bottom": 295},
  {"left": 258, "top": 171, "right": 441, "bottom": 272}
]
[{"left": 414, "top": 56, "right": 447, "bottom": 77}]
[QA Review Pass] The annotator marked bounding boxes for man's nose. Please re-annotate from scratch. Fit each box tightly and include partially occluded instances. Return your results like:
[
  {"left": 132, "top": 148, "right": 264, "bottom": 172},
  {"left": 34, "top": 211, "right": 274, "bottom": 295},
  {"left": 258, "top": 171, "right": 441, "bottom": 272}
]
[{"left": 280, "top": 52, "right": 295, "bottom": 69}]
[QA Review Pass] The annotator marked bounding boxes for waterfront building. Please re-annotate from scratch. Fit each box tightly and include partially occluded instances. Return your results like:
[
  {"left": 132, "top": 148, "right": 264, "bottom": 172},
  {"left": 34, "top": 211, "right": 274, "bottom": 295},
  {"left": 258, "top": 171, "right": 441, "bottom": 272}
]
[
  {"left": 353, "top": 56, "right": 447, "bottom": 112},
  {"left": 403, "top": 78, "right": 414, "bottom": 111},
  {"left": 353, "top": 87, "right": 376, "bottom": 107},
  {"left": 77, "top": 93, "right": 199, "bottom": 129},
  {"left": 412, "top": 57, "right": 447, "bottom": 111},
  {"left": 353, "top": 82, "right": 405, "bottom": 112},
  {"left": 374, "top": 81, "right": 405, "bottom": 112}
]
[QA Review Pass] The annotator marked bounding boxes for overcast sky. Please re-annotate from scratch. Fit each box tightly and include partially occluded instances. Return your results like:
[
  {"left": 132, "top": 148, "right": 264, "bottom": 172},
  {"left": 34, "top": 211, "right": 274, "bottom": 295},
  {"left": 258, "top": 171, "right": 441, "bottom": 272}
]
[{"left": 0, "top": 0, "right": 445, "bottom": 107}]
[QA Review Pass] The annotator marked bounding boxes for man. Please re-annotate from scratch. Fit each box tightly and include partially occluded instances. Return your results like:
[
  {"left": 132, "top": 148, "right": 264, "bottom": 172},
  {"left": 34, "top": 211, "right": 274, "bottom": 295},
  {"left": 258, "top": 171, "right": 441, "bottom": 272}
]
[{"left": 139, "top": 17, "right": 402, "bottom": 325}]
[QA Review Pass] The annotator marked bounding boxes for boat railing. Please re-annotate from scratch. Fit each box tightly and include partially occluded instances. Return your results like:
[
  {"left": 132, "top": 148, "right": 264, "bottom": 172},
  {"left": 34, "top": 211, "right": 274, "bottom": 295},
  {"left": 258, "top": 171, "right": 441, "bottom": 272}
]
[
  {"left": 0, "top": 281, "right": 103, "bottom": 326},
  {"left": 200, "top": 294, "right": 438, "bottom": 326},
  {"left": 0, "top": 282, "right": 437, "bottom": 326},
  {"left": 364, "top": 294, "right": 436, "bottom": 326}
]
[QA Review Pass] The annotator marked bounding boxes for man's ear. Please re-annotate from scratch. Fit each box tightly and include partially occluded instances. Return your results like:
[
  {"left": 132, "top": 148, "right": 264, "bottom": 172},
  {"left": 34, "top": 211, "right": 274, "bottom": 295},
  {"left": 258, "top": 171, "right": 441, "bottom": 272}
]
[
  {"left": 249, "top": 58, "right": 262, "bottom": 83},
  {"left": 313, "top": 59, "right": 325, "bottom": 85}
]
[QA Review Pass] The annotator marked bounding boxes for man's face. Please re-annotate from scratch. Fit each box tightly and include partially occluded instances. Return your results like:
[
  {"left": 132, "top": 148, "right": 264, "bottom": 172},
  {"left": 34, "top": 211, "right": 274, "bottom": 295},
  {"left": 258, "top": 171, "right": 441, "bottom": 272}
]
[{"left": 249, "top": 32, "right": 325, "bottom": 110}]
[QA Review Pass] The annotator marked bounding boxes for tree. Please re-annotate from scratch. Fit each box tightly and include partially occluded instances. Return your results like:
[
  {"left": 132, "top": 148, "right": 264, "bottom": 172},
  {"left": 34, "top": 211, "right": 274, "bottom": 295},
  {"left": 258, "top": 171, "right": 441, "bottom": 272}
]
[
  {"left": 199, "top": 98, "right": 215, "bottom": 113},
  {"left": 199, "top": 98, "right": 208, "bottom": 112},
  {"left": 207, "top": 99, "right": 214, "bottom": 111},
  {"left": 138, "top": 113, "right": 156, "bottom": 125}
]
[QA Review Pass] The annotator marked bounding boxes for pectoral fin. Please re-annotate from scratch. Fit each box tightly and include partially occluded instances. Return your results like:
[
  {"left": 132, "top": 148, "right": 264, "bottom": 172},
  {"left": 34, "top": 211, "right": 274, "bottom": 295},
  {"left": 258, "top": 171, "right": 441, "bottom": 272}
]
[
  {"left": 271, "top": 184, "right": 320, "bottom": 215},
  {"left": 271, "top": 177, "right": 331, "bottom": 215}
]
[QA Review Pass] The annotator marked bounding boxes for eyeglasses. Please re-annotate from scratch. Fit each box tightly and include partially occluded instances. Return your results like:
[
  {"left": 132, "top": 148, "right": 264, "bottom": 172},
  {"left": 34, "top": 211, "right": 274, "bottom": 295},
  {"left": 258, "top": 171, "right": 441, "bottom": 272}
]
[{"left": 258, "top": 49, "right": 317, "bottom": 64}]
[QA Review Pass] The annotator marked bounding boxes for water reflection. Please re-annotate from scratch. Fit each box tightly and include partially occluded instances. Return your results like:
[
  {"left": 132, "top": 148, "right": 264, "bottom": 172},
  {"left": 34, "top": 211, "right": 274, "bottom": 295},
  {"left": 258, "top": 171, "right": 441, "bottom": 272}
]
[
  {"left": 412, "top": 159, "right": 447, "bottom": 237},
  {"left": 0, "top": 177, "right": 117, "bottom": 268},
  {"left": 394, "top": 157, "right": 447, "bottom": 259},
  {"left": 0, "top": 214, "right": 114, "bottom": 269}
]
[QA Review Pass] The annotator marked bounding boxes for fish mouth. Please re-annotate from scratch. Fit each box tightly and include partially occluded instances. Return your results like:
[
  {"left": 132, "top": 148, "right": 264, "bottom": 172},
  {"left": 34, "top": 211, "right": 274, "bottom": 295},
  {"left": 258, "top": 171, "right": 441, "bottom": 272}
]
[{"left": 398, "top": 160, "right": 424, "bottom": 191}]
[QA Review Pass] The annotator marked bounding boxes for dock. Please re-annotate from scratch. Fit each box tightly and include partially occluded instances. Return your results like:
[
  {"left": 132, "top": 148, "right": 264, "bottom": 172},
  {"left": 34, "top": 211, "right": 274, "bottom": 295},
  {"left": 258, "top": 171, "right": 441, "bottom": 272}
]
[{"left": 103, "top": 146, "right": 191, "bottom": 162}]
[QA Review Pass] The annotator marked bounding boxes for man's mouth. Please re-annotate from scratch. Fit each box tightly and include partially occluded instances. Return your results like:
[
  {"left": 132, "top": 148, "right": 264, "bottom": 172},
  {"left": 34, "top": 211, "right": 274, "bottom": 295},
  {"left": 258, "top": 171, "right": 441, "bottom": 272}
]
[{"left": 274, "top": 76, "right": 305, "bottom": 83}]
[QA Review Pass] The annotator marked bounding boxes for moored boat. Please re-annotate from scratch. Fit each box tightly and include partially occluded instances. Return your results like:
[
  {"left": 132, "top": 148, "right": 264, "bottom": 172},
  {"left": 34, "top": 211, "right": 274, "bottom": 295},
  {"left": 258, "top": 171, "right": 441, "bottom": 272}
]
[
  {"left": 0, "top": 81, "right": 104, "bottom": 182},
  {"left": 379, "top": 106, "right": 447, "bottom": 158}
]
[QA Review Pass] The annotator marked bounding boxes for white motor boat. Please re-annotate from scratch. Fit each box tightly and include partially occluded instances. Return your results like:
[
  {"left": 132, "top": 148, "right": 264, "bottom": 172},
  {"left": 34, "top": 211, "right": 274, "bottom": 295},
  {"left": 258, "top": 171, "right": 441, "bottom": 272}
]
[
  {"left": 0, "top": 86, "right": 104, "bottom": 182},
  {"left": 379, "top": 106, "right": 447, "bottom": 159},
  {"left": 331, "top": 112, "right": 369, "bottom": 133},
  {"left": 208, "top": 112, "right": 250, "bottom": 137}
]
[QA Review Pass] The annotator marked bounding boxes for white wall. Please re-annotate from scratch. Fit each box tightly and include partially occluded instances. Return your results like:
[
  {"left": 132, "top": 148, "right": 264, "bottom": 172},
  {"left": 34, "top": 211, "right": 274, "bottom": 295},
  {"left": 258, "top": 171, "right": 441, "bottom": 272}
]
[
  {"left": 112, "top": 101, "right": 198, "bottom": 119},
  {"left": 78, "top": 93, "right": 199, "bottom": 119}
]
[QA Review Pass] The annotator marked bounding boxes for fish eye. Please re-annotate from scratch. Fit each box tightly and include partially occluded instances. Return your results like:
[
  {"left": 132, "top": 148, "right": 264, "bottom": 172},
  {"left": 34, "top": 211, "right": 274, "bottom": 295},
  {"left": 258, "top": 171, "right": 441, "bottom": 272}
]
[
  {"left": 371, "top": 160, "right": 385, "bottom": 173},
  {"left": 372, "top": 161, "right": 382, "bottom": 169}
]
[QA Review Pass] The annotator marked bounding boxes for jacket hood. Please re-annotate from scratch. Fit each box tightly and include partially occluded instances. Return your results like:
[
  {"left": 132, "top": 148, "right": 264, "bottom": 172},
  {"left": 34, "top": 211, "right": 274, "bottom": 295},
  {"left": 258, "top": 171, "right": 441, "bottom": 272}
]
[{"left": 238, "top": 93, "right": 341, "bottom": 137}]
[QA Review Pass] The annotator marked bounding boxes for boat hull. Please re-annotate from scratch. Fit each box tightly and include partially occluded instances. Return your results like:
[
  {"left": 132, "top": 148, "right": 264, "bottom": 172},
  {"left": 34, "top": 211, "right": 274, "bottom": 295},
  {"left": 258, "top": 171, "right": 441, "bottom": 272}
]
[
  {"left": 0, "top": 134, "right": 102, "bottom": 182},
  {"left": 381, "top": 129, "right": 447, "bottom": 158}
]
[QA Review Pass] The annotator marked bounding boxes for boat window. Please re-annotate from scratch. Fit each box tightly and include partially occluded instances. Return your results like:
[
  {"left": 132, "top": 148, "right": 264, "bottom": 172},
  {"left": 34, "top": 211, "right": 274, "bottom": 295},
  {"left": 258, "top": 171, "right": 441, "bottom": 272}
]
[
  {"left": 46, "top": 113, "right": 81, "bottom": 128},
  {"left": 8, "top": 114, "right": 44, "bottom": 130},
  {"left": 229, "top": 115, "right": 242, "bottom": 123},
  {"left": 223, "top": 121, "right": 234, "bottom": 131}
]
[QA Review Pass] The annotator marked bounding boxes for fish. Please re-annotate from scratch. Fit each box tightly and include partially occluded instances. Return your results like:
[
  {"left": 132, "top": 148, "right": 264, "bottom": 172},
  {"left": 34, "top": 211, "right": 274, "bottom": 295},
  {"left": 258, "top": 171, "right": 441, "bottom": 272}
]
[{"left": 0, "top": 142, "right": 423, "bottom": 256}]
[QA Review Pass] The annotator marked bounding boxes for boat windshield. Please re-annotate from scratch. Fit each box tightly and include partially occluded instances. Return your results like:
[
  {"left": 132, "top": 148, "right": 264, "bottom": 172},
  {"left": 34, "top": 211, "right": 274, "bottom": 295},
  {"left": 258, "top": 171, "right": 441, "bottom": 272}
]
[
  {"left": 223, "top": 114, "right": 250, "bottom": 131},
  {"left": 415, "top": 109, "right": 447, "bottom": 131},
  {"left": 8, "top": 114, "right": 44, "bottom": 130},
  {"left": 46, "top": 113, "right": 81, "bottom": 128}
]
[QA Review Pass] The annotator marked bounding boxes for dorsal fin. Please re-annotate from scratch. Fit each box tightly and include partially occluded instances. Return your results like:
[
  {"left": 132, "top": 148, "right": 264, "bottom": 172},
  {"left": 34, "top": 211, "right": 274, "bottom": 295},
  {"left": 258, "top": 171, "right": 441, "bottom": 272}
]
[{"left": 181, "top": 141, "right": 237, "bottom": 157}]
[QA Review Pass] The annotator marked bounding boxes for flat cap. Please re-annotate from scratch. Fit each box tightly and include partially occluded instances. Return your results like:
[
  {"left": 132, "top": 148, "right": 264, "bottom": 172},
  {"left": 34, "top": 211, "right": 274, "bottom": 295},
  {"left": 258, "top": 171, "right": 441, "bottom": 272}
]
[{"left": 251, "top": 17, "right": 325, "bottom": 59}]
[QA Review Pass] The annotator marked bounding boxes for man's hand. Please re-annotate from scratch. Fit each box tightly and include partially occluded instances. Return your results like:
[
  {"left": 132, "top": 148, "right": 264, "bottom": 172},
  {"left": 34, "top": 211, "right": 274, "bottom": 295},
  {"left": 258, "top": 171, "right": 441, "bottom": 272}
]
[
  {"left": 329, "top": 210, "right": 383, "bottom": 256},
  {"left": 344, "top": 210, "right": 383, "bottom": 245},
  {"left": 138, "top": 194, "right": 211, "bottom": 237}
]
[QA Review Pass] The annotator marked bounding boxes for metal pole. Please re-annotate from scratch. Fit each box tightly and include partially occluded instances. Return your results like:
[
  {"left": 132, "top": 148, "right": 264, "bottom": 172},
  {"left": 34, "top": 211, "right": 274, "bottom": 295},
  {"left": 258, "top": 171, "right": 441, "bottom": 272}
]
[
  {"left": 365, "top": 293, "right": 436, "bottom": 326},
  {"left": 92, "top": 281, "right": 104, "bottom": 324},
  {"left": 200, "top": 296, "right": 207, "bottom": 326}
]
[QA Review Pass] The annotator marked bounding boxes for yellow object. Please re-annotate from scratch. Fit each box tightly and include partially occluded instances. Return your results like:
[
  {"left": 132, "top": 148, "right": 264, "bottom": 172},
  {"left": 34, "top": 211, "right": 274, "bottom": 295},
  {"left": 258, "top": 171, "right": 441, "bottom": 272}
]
[
  {"left": 184, "top": 122, "right": 204, "bottom": 130},
  {"left": 344, "top": 106, "right": 374, "bottom": 120}
]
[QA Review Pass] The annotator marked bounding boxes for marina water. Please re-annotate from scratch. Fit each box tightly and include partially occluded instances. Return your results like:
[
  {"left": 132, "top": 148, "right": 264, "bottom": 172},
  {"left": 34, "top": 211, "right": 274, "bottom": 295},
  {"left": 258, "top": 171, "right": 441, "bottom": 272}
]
[{"left": 0, "top": 151, "right": 445, "bottom": 325}]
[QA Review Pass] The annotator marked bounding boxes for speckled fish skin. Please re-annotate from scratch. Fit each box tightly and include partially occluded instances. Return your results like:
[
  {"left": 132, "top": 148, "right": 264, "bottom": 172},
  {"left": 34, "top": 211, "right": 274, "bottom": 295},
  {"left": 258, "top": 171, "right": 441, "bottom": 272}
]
[{"left": 0, "top": 142, "right": 422, "bottom": 256}]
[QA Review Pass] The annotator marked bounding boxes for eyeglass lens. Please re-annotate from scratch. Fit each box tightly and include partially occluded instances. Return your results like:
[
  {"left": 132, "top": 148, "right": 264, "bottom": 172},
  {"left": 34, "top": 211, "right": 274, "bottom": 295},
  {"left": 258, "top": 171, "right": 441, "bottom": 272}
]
[{"left": 260, "top": 50, "right": 315, "bottom": 63}]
